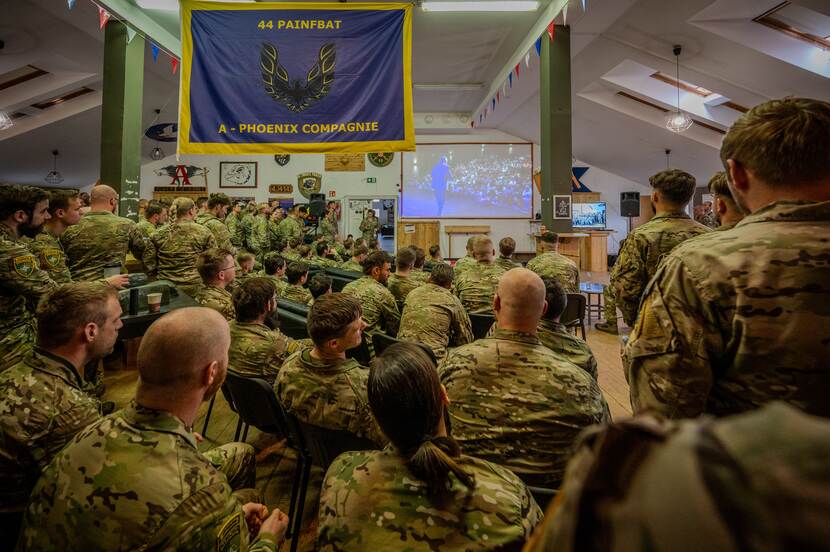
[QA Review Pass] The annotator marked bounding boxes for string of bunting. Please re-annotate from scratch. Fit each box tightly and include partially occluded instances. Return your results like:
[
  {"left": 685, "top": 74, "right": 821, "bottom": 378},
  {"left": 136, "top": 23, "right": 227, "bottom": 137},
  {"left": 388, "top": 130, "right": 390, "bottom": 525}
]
[
  {"left": 66, "top": 0, "right": 180, "bottom": 74},
  {"left": 472, "top": 0, "right": 586, "bottom": 129}
]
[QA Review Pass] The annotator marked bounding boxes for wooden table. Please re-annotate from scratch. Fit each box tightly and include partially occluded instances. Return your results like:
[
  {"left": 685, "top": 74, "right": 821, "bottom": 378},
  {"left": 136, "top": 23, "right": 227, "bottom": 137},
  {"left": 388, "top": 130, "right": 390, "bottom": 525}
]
[{"left": 445, "top": 225, "right": 491, "bottom": 258}]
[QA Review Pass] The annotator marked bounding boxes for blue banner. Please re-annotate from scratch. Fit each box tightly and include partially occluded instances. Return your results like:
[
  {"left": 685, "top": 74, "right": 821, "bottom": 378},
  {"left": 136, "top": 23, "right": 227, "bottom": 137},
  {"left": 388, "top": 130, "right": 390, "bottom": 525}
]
[{"left": 179, "top": 1, "right": 414, "bottom": 154}]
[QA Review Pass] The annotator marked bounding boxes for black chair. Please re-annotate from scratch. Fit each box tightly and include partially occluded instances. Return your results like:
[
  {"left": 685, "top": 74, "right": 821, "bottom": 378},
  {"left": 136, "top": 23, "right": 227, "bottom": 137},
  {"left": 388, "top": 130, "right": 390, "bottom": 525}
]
[
  {"left": 328, "top": 275, "right": 353, "bottom": 292},
  {"left": 278, "top": 298, "right": 310, "bottom": 317},
  {"left": 200, "top": 383, "right": 237, "bottom": 439},
  {"left": 325, "top": 267, "right": 363, "bottom": 280},
  {"left": 347, "top": 332, "right": 373, "bottom": 365},
  {"left": 282, "top": 411, "right": 378, "bottom": 552},
  {"left": 528, "top": 485, "right": 558, "bottom": 511},
  {"left": 469, "top": 313, "right": 496, "bottom": 340},
  {"left": 562, "top": 293, "right": 587, "bottom": 339},
  {"left": 277, "top": 309, "right": 309, "bottom": 340},
  {"left": 371, "top": 332, "right": 401, "bottom": 357}
]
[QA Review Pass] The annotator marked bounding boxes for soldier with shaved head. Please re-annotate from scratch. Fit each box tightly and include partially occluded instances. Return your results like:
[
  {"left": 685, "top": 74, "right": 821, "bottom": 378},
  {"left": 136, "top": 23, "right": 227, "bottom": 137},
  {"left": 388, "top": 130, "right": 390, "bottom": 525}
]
[
  {"left": 439, "top": 268, "right": 610, "bottom": 488},
  {"left": 20, "top": 307, "right": 288, "bottom": 551}
]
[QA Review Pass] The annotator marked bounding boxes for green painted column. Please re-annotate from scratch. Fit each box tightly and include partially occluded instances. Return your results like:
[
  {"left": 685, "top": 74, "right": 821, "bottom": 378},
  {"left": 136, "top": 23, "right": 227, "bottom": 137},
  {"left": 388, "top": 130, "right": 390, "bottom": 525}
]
[
  {"left": 539, "top": 24, "right": 572, "bottom": 233},
  {"left": 100, "top": 21, "right": 144, "bottom": 221}
]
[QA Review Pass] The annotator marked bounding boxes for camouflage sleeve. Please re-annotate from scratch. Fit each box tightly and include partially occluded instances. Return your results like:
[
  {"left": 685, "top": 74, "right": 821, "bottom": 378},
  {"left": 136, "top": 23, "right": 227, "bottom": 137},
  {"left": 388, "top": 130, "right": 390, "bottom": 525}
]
[
  {"left": 205, "top": 231, "right": 218, "bottom": 252},
  {"left": 381, "top": 291, "right": 401, "bottom": 335},
  {"left": 143, "top": 236, "right": 159, "bottom": 275},
  {"left": 624, "top": 255, "right": 722, "bottom": 418},
  {"left": 586, "top": 353, "right": 599, "bottom": 382},
  {"left": 128, "top": 222, "right": 147, "bottom": 261},
  {"left": 450, "top": 302, "right": 474, "bottom": 347},
  {"left": 213, "top": 221, "right": 234, "bottom": 252},
  {"left": 1, "top": 243, "right": 58, "bottom": 300},
  {"left": 611, "top": 234, "right": 648, "bottom": 327}
]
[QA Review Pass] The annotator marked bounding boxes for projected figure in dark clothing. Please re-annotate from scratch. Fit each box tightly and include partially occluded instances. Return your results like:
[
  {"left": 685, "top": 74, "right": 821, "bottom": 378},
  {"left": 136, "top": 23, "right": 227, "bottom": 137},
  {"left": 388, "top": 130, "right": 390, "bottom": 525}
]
[{"left": 430, "top": 157, "right": 452, "bottom": 216}]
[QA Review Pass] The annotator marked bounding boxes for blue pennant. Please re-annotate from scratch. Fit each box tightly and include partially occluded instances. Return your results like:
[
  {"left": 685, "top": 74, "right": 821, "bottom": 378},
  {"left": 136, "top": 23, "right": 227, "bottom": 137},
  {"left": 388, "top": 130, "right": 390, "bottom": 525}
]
[
  {"left": 508, "top": 73, "right": 513, "bottom": 87},
  {"left": 572, "top": 166, "right": 591, "bottom": 192},
  {"left": 535, "top": 38, "right": 542, "bottom": 56},
  {"left": 151, "top": 43, "right": 160, "bottom": 62}
]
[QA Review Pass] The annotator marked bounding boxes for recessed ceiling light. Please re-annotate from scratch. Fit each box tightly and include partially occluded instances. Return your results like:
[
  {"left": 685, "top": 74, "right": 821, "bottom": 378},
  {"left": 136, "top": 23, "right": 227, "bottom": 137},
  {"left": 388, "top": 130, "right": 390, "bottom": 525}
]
[{"left": 422, "top": 1, "right": 539, "bottom": 12}]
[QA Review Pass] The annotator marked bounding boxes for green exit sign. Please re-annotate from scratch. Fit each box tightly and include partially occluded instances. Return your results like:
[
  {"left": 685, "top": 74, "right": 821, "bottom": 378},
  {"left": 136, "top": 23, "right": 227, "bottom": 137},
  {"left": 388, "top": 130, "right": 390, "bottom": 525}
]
[{"left": 366, "top": 177, "right": 377, "bottom": 183}]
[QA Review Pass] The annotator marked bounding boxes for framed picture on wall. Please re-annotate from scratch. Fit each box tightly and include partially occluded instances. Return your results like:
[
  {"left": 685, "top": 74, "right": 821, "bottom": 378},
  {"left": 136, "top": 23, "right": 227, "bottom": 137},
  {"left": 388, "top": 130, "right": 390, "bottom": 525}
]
[
  {"left": 553, "top": 195, "right": 572, "bottom": 219},
  {"left": 219, "top": 161, "right": 258, "bottom": 188}
]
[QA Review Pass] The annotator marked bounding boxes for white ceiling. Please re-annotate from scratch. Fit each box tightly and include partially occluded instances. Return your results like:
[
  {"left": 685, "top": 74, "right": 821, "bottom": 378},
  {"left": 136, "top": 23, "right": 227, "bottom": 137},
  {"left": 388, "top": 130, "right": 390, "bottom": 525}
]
[{"left": 1, "top": 0, "right": 828, "bottom": 190}]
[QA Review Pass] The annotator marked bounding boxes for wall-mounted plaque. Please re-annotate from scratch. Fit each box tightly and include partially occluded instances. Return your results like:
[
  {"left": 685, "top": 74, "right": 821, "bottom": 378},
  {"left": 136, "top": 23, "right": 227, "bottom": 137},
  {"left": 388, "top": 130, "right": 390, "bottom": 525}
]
[
  {"left": 269, "top": 184, "right": 294, "bottom": 194},
  {"left": 325, "top": 153, "right": 365, "bottom": 172}
]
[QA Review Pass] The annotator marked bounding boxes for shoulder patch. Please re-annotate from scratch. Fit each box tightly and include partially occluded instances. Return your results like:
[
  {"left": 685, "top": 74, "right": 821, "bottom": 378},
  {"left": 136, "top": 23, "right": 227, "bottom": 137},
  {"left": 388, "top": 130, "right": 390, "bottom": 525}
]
[
  {"left": 41, "top": 247, "right": 63, "bottom": 269},
  {"left": 217, "top": 510, "right": 243, "bottom": 551},
  {"left": 12, "top": 254, "right": 37, "bottom": 277}
]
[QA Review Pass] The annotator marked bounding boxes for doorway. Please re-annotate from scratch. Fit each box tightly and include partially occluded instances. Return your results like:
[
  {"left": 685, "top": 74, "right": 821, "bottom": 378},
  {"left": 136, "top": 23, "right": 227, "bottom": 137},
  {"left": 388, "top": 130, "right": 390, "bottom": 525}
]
[{"left": 343, "top": 196, "right": 397, "bottom": 254}]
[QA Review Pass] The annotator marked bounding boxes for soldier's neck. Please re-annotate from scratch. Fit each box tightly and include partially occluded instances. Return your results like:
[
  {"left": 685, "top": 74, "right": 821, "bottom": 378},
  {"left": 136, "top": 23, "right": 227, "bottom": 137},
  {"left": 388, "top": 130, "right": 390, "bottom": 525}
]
[
  {"left": 310, "top": 346, "right": 346, "bottom": 361},
  {"left": 44, "top": 219, "right": 68, "bottom": 237},
  {"left": 0, "top": 220, "right": 20, "bottom": 240},
  {"left": 44, "top": 345, "right": 88, "bottom": 376}
]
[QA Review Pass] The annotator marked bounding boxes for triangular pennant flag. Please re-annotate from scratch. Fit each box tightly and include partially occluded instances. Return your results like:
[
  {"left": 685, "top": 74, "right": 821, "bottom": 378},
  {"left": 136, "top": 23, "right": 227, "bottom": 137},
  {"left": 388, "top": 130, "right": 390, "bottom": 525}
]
[
  {"left": 515, "top": 63, "right": 520, "bottom": 77},
  {"left": 496, "top": 91, "right": 500, "bottom": 103},
  {"left": 492, "top": 98, "right": 496, "bottom": 110},
  {"left": 126, "top": 27, "right": 137, "bottom": 43},
  {"left": 581, "top": 0, "right": 586, "bottom": 10},
  {"left": 470, "top": 121, "right": 475, "bottom": 128},
  {"left": 502, "top": 82, "right": 506, "bottom": 97},
  {"left": 535, "top": 37, "right": 542, "bottom": 56},
  {"left": 98, "top": 6, "right": 111, "bottom": 29},
  {"left": 508, "top": 73, "right": 513, "bottom": 88},
  {"left": 479, "top": 113, "right": 483, "bottom": 123},
  {"left": 547, "top": 21, "right": 555, "bottom": 41},
  {"left": 171, "top": 57, "right": 179, "bottom": 74},
  {"left": 67, "top": 0, "right": 76, "bottom": 9},
  {"left": 151, "top": 43, "right": 160, "bottom": 62},
  {"left": 563, "top": 4, "right": 568, "bottom": 26},
  {"left": 525, "top": 52, "right": 530, "bottom": 67}
]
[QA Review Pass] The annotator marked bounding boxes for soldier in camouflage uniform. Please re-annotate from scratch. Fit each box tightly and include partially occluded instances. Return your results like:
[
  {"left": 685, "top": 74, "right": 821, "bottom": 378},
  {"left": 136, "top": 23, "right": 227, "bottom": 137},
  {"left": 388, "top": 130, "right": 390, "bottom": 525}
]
[
  {"left": 261, "top": 252, "right": 289, "bottom": 297},
  {"left": 61, "top": 185, "right": 146, "bottom": 281},
  {"left": 397, "top": 263, "right": 473, "bottom": 361},
  {"left": 192, "top": 248, "right": 236, "bottom": 321},
  {"left": 424, "top": 243, "right": 445, "bottom": 270},
  {"left": 340, "top": 243, "right": 368, "bottom": 272},
  {"left": 626, "top": 98, "right": 830, "bottom": 419},
  {"left": 319, "top": 201, "right": 339, "bottom": 243},
  {"left": 600, "top": 169, "right": 711, "bottom": 334},
  {"left": 439, "top": 269, "right": 610, "bottom": 488},
  {"left": 387, "top": 247, "right": 425, "bottom": 311},
  {"left": 225, "top": 201, "right": 245, "bottom": 249},
  {"left": 409, "top": 246, "right": 432, "bottom": 283},
  {"left": 525, "top": 402, "right": 830, "bottom": 552},
  {"left": 538, "top": 278, "right": 598, "bottom": 380},
  {"left": 239, "top": 202, "right": 258, "bottom": 253},
  {"left": 358, "top": 208, "right": 380, "bottom": 243},
  {"left": 0, "top": 283, "right": 118, "bottom": 540},
  {"left": 0, "top": 185, "right": 58, "bottom": 369},
  {"left": 318, "top": 342, "right": 541, "bottom": 551},
  {"left": 342, "top": 251, "right": 400, "bottom": 360},
  {"left": 144, "top": 197, "right": 217, "bottom": 296},
  {"left": 311, "top": 241, "right": 341, "bottom": 268},
  {"left": 308, "top": 273, "right": 333, "bottom": 306},
  {"left": 195, "top": 193, "right": 235, "bottom": 252},
  {"left": 526, "top": 231, "right": 579, "bottom": 293},
  {"left": 281, "top": 261, "right": 313, "bottom": 304},
  {"left": 452, "top": 236, "right": 507, "bottom": 314},
  {"left": 19, "top": 308, "right": 288, "bottom": 551},
  {"left": 452, "top": 236, "right": 478, "bottom": 277},
  {"left": 707, "top": 170, "right": 745, "bottom": 232},
  {"left": 276, "top": 293, "right": 386, "bottom": 445},
  {"left": 229, "top": 278, "right": 305, "bottom": 382},
  {"left": 694, "top": 201, "right": 719, "bottom": 229},
  {"left": 495, "top": 236, "right": 522, "bottom": 271},
  {"left": 277, "top": 205, "right": 306, "bottom": 245},
  {"left": 135, "top": 202, "right": 167, "bottom": 239}
]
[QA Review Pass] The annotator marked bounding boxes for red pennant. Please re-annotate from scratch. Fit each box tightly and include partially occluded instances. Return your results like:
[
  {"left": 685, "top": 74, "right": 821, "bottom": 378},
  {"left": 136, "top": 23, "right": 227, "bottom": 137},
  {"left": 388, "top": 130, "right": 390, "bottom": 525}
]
[
  {"left": 98, "top": 6, "right": 111, "bottom": 29},
  {"left": 515, "top": 63, "right": 520, "bottom": 77},
  {"left": 496, "top": 91, "right": 500, "bottom": 103},
  {"left": 470, "top": 121, "right": 475, "bottom": 128},
  {"left": 547, "top": 21, "right": 555, "bottom": 41},
  {"left": 171, "top": 57, "right": 179, "bottom": 74}
]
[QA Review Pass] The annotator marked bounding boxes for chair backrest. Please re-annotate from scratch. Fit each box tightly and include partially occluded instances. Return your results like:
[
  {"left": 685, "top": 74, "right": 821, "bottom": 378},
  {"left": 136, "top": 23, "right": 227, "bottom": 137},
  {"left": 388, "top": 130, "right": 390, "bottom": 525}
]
[
  {"left": 346, "top": 334, "right": 372, "bottom": 365},
  {"left": 325, "top": 267, "right": 363, "bottom": 280},
  {"left": 278, "top": 298, "right": 310, "bottom": 317},
  {"left": 371, "top": 332, "right": 401, "bottom": 357},
  {"left": 224, "top": 373, "right": 290, "bottom": 436},
  {"left": 284, "top": 411, "right": 378, "bottom": 468},
  {"left": 562, "top": 293, "right": 586, "bottom": 327},
  {"left": 328, "top": 276, "right": 353, "bottom": 293},
  {"left": 221, "top": 383, "right": 237, "bottom": 414},
  {"left": 469, "top": 313, "right": 496, "bottom": 340},
  {"left": 527, "top": 485, "right": 558, "bottom": 511},
  {"left": 277, "top": 309, "right": 309, "bottom": 340}
]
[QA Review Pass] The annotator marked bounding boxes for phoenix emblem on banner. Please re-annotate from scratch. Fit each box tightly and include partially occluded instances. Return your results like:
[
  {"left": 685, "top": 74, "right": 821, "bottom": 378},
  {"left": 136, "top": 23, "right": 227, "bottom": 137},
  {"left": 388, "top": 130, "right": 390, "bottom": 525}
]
[{"left": 260, "top": 43, "right": 336, "bottom": 113}]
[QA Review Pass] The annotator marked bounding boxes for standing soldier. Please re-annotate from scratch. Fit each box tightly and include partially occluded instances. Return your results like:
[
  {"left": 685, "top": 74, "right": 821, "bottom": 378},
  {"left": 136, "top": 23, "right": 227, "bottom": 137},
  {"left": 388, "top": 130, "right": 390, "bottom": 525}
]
[
  {"left": 247, "top": 203, "right": 271, "bottom": 257},
  {"left": 359, "top": 208, "right": 380, "bottom": 244},
  {"left": 239, "top": 202, "right": 258, "bottom": 253},
  {"left": 225, "top": 200, "right": 245, "bottom": 249},
  {"left": 144, "top": 197, "right": 217, "bottom": 296},
  {"left": 136, "top": 202, "right": 168, "bottom": 239},
  {"left": 278, "top": 204, "right": 306, "bottom": 245},
  {"left": 526, "top": 231, "right": 579, "bottom": 293},
  {"left": 61, "top": 185, "right": 146, "bottom": 281},
  {"left": 196, "top": 193, "right": 235, "bottom": 252},
  {"left": 320, "top": 201, "right": 339, "bottom": 243}
]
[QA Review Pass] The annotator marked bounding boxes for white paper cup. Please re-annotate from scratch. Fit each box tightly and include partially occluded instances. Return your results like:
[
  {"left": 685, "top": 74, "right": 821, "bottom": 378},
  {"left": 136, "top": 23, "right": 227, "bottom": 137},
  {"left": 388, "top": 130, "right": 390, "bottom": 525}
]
[{"left": 147, "top": 292, "right": 162, "bottom": 313}]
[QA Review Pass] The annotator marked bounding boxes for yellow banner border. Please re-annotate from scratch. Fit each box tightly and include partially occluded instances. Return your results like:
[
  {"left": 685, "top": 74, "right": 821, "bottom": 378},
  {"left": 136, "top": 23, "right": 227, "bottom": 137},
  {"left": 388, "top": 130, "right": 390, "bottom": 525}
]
[{"left": 178, "top": 1, "right": 414, "bottom": 155}]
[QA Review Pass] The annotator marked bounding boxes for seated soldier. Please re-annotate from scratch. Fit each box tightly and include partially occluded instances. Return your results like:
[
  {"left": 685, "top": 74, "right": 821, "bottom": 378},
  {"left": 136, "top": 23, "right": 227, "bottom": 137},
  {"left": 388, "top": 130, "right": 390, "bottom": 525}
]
[
  {"left": 440, "top": 269, "right": 610, "bottom": 489},
  {"left": 538, "top": 278, "right": 598, "bottom": 380},
  {"left": 342, "top": 251, "right": 400, "bottom": 360},
  {"left": 307, "top": 273, "right": 332, "bottom": 306},
  {"left": 398, "top": 263, "right": 473, "bottom": 361},
  {"left": 19, "top": 308, "right": 288, "bottom": 550},
  {"left": 262, "top": 251, "right": 289, "bottom": 297},
  {"left": 340, "top": 243, "right": 368, "bottom": 272},
  {"left": 193, "top": 247, "right": 236, "bottom": 321},
  {"left": 0, "top": 282, "right": 120, "bottom": 541},
  {"left": 236, "top": 252, "right": 257, "bottom": 280},
  {"left": 424, "top": 243, "right": 445, "bottom": 269},
  {"left": 296, "top": 244, "right": 313, "bottom": 261},
  {"left": 453, "top": 236, "right": 507, "bottom": 314},
  {"left": 282, "top": 238, "right": 301, "bottom": 262},
  {"left": 229, "top": 277, "right": 304, "bottom": 382},
  {"left": 312, "top": 241, "right": 340, "bottom": 268},
  {"left": 275, "top": 293, "right": 385, "bottom": 445},
  {"left": 452, "top": 236, "right": 478, "bottom": 277},
  {"left": 525, "top": 402, "right": 830, "bottom": 552},
  {"left": 526, "top": 231, "right": 579, "bottom": 293},
  {"left": 410, "top": 246, "right": 431, "bottom": 283},
  {"left": 495, "top": 237, "right": 522, "bottom": 271},
  {"left": 318, "top": 342, "right": 542, "bottom": 551},
  {"left": 387, "top": 247, "right": 425, "bottom": 311},
  {"left": 281, "top": 261, "right": 313, "bottom": 305}
]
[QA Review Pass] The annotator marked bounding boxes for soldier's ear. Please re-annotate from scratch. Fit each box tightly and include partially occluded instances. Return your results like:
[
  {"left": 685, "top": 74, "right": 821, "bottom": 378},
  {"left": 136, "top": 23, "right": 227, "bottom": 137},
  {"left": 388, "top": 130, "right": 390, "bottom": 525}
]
[
  {"left": 726, "top": 159, "right": 750, "bottom": 192},
  {"left": 83, "top": 322, "right": 98, "bottom": 343},
  {"left": 541, "top": 299, "right": 549, "bottom": 318}
]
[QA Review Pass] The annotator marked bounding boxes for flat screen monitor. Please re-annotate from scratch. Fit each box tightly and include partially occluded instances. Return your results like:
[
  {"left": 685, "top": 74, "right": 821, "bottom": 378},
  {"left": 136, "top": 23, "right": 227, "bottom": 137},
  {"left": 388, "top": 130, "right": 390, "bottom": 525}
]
[{"left": 572, "top": 202, "right": 606, "bottom": 229}]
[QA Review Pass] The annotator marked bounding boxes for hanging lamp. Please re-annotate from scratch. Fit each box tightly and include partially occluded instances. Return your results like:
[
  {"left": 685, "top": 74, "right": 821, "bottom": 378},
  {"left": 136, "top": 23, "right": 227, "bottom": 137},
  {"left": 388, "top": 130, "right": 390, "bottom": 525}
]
[{"left": 665, "top": 45, "right": 693, "bottom": 133}]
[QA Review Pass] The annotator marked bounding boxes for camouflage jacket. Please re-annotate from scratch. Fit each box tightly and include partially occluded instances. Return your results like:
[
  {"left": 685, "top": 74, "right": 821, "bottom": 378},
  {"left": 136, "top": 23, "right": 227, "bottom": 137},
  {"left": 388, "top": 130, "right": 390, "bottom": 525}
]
[
  {"left": 135, "top": 219, "right": 157, "bottom": 239},
  {"left": 275, "top": 349, "right": 385, "bottom": 446},
  {"left": 264, "top": 274, "right": 290, "bottom": 297},
  {"left": 387, "top": 272, "right": 425, "bottom": 311},
  {"left": 0, "top": 224, "right": 57, "bottom": 370},
  {"left": 145, "top": 220, "right": 217, "bottom": 286},
  {"left": 311, "top": 255, "right": 341, "bottom": 269},
  {"left": 240, "top": 213, "right": 256, "bottom": 252},
  {"left": 193, "top": 284, "right": 236, "bottom": 321},
  {"left": 196, "top": 212, "right": 235, "bottom": 252},
  {"left": 610, "top": 211, "right": 710, "bottom": 327},
  {"left": 410, "top": 268, "right": 431, "bottom": 283},
  {"left": 19, "top": 401, "right": 278, "bottom": 551},
  {"left": 277, "top": 216, "right": 304, "bottom": 244},
  {"left": 397, "top": 283, "right": 474, "bottom": 361},
  {"left": 318, "top": 449, "right": 542, "bottom": 551},
  {"left": 60, "top": 210, "right": 146, "bottom": 281},
  {"left": 538, "top": 319, "right": 598, "bottom": 381},
  {"left": 281, "top": 283, "right": 312, "bottom": 305},
  {"left": 439, "top": 329, "right": 610, "bottom": 488},
  {"left": 342, "top": 277, "right": 401, "bottom": 347},
  {"left": 248, "top": 217, "right": 270, "bottom": 255},
  {"left": 340, "top": 259, "right": 363, "bottom": 273},
  {"left": 525, "top": 402, "right": 830, "bottom": 552},
  {"left": 695, "top": 209, "right": 718, "bottom": 229},
  {"left": 229, "top": 321, "right": 302, "bottom": 382},
  {"left": 0, "top": 348, "right": 100, "bottom": 512},
  {"left": 526, "top": 251, "right": 580, "bottom": 294},
  {"left": 29, "top": 228, "right": 72, "bottom": 283},
  {"left": 358, "top": 216, "right": 379, "bottom": 242},
  {"left": 626, "top": 201, "right": 830, "bottom": 419},
  {"left": 320, "top": 211, "right": 338, "bottom": 242},
  {"left": 452, "top": 255, "right": 476, "bottom": 277},
  {"left": 452, "top": 261, "right": 507, "bottom": 315},
  {"left": 495, "top": 255, "right": 522, "bottom": 271},
  {"left": 225, "top": 212, "right": 244, "bottom": 248}
]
